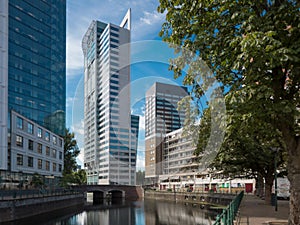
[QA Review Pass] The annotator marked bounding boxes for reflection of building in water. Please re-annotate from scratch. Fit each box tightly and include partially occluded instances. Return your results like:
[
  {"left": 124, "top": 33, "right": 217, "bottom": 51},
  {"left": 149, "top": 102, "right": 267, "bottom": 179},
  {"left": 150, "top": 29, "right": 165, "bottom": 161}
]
[
  {"left": 78, "top": 207, "right": 136, "bottom": 225},
  {"left": 145, "top": 199, "right": 215, "bottom": 225}
]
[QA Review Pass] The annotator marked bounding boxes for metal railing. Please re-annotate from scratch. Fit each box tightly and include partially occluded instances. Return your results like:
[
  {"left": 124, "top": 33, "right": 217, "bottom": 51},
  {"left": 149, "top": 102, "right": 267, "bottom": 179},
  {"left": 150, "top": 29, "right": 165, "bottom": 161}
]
[
  {"left": 0, "top": 188, "right": 81, "bottom": 200},
  {"left": 213, "top": 191, "right": 244, "bottom": 225}
]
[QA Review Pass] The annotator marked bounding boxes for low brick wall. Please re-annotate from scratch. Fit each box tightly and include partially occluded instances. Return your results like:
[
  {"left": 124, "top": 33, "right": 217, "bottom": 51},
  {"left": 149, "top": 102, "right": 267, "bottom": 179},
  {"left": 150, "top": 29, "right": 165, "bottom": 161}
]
[{"left": 0, "top": 194, "right": 84, "bottom": 223}]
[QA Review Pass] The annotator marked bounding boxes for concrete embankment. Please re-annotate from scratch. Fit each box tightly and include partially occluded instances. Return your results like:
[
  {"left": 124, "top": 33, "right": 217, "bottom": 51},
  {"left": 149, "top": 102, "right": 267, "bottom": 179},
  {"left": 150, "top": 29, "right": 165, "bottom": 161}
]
[
  {"left": 144, "top": 191, "right": 236, "bottom": 206},
  {"left": 0, "top": 194, "right": 84, "bottom": 223}
]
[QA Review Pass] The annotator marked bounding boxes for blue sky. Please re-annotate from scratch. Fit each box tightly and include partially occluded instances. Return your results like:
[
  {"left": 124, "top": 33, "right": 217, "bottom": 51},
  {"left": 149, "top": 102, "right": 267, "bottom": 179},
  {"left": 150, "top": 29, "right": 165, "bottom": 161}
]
[{"left": 65, "top": 0, "right": 187, "bottom": 171}]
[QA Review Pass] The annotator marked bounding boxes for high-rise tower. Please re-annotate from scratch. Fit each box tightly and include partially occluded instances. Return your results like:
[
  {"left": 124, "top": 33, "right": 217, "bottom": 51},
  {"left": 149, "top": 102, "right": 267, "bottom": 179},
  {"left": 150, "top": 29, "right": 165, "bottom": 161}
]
[
  {"left": 82, "top": 10, "right": 138, "bottom": 185},
  {"left": 145, "top": 82, "right": 188, "bottom": 184},
  {"left": 0, "top": 0, "right": 66, "bottom": 181}
]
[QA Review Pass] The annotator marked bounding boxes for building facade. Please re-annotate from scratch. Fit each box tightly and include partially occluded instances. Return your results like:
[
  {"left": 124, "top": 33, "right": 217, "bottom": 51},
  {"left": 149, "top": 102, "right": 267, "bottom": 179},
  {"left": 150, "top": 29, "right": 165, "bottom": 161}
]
[
  {"left": 162, "top": 128, "right": 198, "bottom": 176},
  {"left": 0, "top": 0, "right": 66, "bottom": 183},
  {"left": 0, "top": 0, "right": 9, "bottom": 171},
  {"left": 159, "top": 127, "right": 255, "bottom": 194},
  {"left": 145, "top": 82, "right": 188, "bottom": 184},
  {"left": 82, "top": 10, "right": 138, "bottom": 185},
  {"left": 4, "top": 111, "right": 64, "bottom": 188},
  {"left": 7, "top": 0, "right": 66, "bottom": 136}
]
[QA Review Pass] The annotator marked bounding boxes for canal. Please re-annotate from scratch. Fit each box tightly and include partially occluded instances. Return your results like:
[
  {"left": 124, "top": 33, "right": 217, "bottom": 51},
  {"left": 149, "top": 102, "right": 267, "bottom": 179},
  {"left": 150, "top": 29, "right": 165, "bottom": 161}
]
[{"left": 2, "top": 198, "right": 220, "bottom": 225}]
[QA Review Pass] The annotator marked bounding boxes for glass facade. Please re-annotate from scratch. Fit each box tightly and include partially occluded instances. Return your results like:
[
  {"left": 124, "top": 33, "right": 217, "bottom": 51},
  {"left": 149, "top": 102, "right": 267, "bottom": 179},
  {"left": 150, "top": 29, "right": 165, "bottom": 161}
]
[
  {"left": 8, "top": 0, "right": 66, "bottom": 136},
  {"left": 82, "top": 10, "right": 136, "bottom": 185}
]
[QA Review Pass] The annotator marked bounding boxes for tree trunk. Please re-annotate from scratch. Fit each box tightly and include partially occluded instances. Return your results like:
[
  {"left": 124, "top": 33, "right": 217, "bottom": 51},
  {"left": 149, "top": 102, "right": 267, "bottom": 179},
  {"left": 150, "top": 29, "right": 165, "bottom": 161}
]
[
  {"left": 287, "top": 139, "right": 300, "bottom": 225},
  {"left": 256, "top": 173, "right": 264, "bottom": 198},
  {"left": 265, "top": 174, "right": 274, "bottom": 205},
  {"left": 280, "top": 123, "right": 300, "bottom": 225}
]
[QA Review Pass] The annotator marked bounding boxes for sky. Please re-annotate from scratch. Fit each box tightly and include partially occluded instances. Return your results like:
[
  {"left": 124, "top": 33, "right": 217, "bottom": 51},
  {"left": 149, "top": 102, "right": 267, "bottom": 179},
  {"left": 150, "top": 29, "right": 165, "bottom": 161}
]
[{"left": 65, "top": 0, "right": 187, "bottom": 171}]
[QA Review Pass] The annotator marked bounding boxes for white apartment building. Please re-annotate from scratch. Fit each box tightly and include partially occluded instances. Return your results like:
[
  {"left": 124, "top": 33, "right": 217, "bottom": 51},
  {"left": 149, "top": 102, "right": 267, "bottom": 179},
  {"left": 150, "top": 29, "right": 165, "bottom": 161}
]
[{"left": 159, "top": 128, "right": 255, "bottom": 193}]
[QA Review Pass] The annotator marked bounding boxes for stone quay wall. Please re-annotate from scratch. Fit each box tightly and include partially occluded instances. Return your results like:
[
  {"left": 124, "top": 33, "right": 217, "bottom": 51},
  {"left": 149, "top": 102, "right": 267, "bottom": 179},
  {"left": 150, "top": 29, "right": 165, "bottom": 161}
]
[
  {"left": 0, "top": 194, "right": 84, "bottom": 223},
  {"left": 144, "top": 191, "right": 236, "bottom": 206}
]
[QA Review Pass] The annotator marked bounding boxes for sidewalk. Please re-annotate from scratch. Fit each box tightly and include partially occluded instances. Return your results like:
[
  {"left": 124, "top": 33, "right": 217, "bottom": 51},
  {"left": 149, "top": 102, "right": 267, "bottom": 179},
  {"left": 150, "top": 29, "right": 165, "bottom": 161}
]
[{"left": 238, "top": 195, "right": 289, "bottom": 225}]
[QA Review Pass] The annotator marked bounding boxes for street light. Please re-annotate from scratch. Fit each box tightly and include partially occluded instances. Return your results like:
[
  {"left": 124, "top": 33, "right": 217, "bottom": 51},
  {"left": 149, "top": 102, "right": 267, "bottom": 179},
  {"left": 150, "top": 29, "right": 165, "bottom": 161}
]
[{"left": 271, "top": 147, "right": 279, "bottom": 212}]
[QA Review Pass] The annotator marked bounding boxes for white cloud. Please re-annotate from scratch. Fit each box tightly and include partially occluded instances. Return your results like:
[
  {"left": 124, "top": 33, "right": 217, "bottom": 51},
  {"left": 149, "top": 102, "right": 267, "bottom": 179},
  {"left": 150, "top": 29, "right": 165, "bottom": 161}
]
[
  {"left": 66, "top": 35, "right": 84, "bottom": 73},
  {"left": 139, "top": 11, "right": 165, "bottom": 25},
  {"left": 76, "top": 147, "right": 84, "bottom": 167},
  {"left": 71, "top": 119, "right": 84, "bottom": 136},
  {"left": 66, "top": 96, "right": 77, "bottom": 108}
]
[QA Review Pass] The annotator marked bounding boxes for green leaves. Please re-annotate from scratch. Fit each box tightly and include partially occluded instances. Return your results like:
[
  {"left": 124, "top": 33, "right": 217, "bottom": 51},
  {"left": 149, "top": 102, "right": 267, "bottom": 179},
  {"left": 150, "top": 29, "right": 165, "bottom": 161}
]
[{"left": 63, "top": 128, "right": 80, "bottom": 176}]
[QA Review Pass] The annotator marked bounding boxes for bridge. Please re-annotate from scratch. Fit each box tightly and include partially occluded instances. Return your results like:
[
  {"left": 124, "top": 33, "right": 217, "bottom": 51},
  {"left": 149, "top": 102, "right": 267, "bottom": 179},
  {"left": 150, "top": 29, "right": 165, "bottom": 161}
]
[{"left": 74, "top": 185, "right": 143, "bottom": 203}]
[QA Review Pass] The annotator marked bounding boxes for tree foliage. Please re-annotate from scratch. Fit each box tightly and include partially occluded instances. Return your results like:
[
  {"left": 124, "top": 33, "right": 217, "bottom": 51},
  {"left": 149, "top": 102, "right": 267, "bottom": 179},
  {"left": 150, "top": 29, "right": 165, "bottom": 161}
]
[
  {"left": 158, "top": 0, "right": 300, "bottom": 224},
  {"left": 31, "top": 173, "right": 44, "bottom": 188},
  {"left": 63, "top": 128, "right": 80, "bottom": 175}
]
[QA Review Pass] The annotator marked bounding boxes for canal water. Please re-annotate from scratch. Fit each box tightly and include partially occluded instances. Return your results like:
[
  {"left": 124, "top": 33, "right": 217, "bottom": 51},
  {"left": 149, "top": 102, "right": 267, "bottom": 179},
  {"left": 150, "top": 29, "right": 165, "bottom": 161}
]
[{"left": 4, "top": 199, "right": 220, "bottom": 225}]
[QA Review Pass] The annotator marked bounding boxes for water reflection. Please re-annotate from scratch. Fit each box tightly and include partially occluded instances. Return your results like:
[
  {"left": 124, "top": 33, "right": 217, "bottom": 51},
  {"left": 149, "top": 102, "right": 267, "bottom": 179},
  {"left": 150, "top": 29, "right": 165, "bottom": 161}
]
[
  {"left": 144, "top": 199, "right": 216, "bottom": 225},
  {"left": 3, "top": 200, "right": 218, "bottom": 225}
]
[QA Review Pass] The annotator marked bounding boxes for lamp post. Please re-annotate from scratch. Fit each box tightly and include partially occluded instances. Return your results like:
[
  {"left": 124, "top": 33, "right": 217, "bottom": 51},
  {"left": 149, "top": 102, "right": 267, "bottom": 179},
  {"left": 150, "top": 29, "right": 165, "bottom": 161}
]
[{"left": 271, "top": 147, "right": 279, "bottom": 212}]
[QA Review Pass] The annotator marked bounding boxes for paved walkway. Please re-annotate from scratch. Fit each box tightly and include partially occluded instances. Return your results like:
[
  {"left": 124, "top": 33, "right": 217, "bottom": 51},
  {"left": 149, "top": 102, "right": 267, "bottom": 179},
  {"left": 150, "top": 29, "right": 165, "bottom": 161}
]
[{"left": 238, "top": 195, "right": 289, "bottom": 225}]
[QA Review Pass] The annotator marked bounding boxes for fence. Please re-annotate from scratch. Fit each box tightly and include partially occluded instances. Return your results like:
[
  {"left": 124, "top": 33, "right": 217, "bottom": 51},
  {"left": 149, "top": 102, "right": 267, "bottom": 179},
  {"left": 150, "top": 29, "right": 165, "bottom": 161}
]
[
  {"left": 0, "top": 188, "right": 80, "bottom": 200},
  {"left": 213, "top": 191, "right": 244, "bottom": 225}
]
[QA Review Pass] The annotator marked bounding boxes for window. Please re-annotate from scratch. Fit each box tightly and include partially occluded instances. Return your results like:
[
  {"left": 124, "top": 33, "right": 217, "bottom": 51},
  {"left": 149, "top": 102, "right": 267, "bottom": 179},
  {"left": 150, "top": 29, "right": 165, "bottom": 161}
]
[
  {"left": 59, "top": 151, "right": 62, "bottom": 160},
  {"left": 46, "top": 146, "right": 50, "bottom": 156},
  {"left": 37, "top": 128, "right": 42, "bottom": 138},
  {"left": 16, "top": 135, "right": 23, "bottom": 147},
  {"left": 53, "top": 163, "right": 57, "bottom": 172},
  {"left": 59, "top": 139, "right": 62, "bottom": 147},
  {"left": 28, "top": 140, "right": 33, "bottom": 150},
  {"left": 27, "top": 122, "right": 33, "bottom": 134},
  {"left": 28, "top": 156, "right": 33, "bottom": 167},
  {"left": 45, "top": 132, "right": 50, "bottom": 141},
  {"left": 59, "top": 164, "right": 62, "bottom": 172},
  {"left": 38, "top": 159, "right": 42, "bottom": 169},
  {"left": 52, "top": 149, "right": 56, "bottom": 158},
  {"left": 45, "top": 161, "right": 50, "bottom": 171},
  {"left": 17, "top": 117, "right": 23, "bottom": 129},
  {"left": 17, "top": 154, "right": 23, "bottom": 165},
  {"left": 53, "top": 136, "right": 57, "bottom": 145},
  {"left": 37, "top": 143, "right": 42, "bottom": 154}
]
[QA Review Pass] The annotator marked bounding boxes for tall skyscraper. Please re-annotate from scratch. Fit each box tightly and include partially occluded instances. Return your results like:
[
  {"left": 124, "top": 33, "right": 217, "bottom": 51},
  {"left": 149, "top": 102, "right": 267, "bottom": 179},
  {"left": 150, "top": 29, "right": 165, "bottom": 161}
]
[
  {"left": 7, "top": 0, "right": 66, "bottom": 136},
  {"left": 145, "top": 82, "right": 188, "bottom": 184},
  {"left": 82, "top": 10, "right": 138, "bottom": 185},
  {"left": 0, "top": 0, "right": 66, "bottom": 181}
]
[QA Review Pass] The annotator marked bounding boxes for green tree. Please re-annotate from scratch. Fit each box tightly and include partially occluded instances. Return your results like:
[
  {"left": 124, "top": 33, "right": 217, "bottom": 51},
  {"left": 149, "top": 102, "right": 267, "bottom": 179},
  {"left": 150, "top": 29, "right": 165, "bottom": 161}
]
[
  {"left": 158, "top": 0, "right": 300, "bottom": 224},
  {"left": 74, "top": 169, "right": 87, "bottom": 185},
  {"left": 31, "top": 173, "right": 44, "bottom": 189},
  {"left": 63, "top": 128, "right": 80, "bottom": 175},
  {"left": 61, "top": 128, "right": 81, "bottom": 187},
  {"left": 195, "top": 105, "right": 286, "bottom": 203}
]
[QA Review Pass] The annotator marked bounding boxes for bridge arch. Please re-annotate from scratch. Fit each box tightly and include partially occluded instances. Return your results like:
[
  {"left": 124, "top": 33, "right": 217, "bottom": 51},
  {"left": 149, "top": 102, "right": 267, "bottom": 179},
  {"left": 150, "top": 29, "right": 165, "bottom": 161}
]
[
  {"left": 91, "top": 190, "right": 104, "bottom": 204},
  {"left": 107, "top": 189, "right": 125, "bottom": 199}
]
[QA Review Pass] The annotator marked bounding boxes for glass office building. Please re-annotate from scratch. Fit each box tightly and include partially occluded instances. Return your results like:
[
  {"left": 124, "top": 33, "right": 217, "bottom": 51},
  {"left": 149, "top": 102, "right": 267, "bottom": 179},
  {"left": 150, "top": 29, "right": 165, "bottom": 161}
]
[
  {"left": 7, "top": 0, "right": 66, "bottom": 136},
  {"left": 0, "top": 0, "right": 66, "bottom": 176},
  {"left": 82, "top": 10, "right": 138, "bottom": 185}
]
